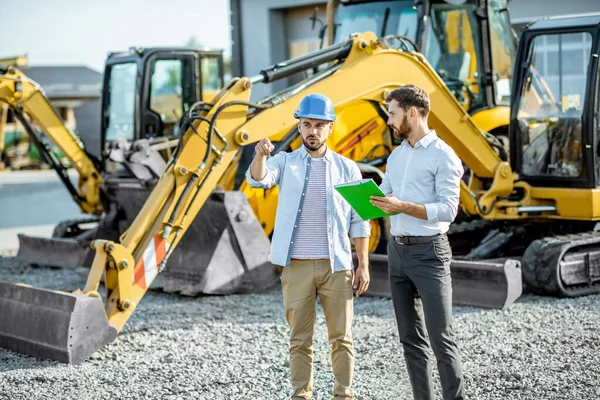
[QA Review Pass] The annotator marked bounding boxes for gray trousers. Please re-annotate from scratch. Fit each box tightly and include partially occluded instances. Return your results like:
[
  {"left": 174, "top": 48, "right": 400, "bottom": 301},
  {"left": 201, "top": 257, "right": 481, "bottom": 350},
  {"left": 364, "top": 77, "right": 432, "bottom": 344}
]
[{"left": 387, "top": 235, "right": 465, "bottom": 400}]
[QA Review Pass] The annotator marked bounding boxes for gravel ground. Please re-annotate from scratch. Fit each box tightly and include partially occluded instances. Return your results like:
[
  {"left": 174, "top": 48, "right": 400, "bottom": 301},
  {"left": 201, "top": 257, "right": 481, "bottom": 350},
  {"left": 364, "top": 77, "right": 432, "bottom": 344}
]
[{"left": 0, "top": 253, "right": 599, "bottom": 400}]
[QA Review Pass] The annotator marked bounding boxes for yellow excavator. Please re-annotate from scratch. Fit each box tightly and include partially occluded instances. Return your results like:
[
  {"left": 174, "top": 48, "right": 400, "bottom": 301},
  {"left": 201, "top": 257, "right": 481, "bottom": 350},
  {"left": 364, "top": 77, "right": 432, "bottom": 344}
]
[
  {"left": 5, "top": 0, "right": 517, "bottom": 271},
  {"left": 0, "top": 13, "right": 598, "bottom": 364},
  {"left": 229, "top": 0, "right": 520, "bottom": 254},
  {"left": 0, "top": 47, "right": 277, "bottom": 296},
  {"left": 324, "top": 0, "right": 516, "bottom": 136}
]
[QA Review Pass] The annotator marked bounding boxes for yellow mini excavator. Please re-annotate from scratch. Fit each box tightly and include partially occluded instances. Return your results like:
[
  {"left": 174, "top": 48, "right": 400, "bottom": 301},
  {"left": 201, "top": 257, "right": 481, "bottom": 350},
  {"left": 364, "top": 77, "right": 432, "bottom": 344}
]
[
  {"left": 1, "top": 47, "right": 278, "bottom": 297},
  {"left": 1, "top": 12, "right": 599, "bottom": 364}
]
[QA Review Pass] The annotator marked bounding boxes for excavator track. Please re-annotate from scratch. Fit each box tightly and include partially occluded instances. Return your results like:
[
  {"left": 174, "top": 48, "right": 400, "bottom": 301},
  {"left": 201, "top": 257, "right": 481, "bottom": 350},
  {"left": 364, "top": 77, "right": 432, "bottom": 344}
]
[
  {"left": 522, "top": 231, "right": 600, "bottom": 297},
  {"left": 447, "top": 218, "right": 500, "bottom": 256},
  {"left": 447, "top": 217, "right": 495, "bottom": 235}
]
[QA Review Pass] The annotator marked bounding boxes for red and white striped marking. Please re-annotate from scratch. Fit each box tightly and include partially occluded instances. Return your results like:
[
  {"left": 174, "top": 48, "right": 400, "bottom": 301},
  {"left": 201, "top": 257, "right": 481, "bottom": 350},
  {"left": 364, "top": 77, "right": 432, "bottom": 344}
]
[{"left": 133, "top": 235, "right": 171, "bottom": 289}]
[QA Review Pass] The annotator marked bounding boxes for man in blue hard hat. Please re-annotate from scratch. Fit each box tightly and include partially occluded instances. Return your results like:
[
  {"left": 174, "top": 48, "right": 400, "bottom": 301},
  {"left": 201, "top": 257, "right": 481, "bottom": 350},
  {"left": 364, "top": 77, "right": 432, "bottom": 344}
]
[{"left": 246, "top": 93, "right": 371, "bottom": 399}]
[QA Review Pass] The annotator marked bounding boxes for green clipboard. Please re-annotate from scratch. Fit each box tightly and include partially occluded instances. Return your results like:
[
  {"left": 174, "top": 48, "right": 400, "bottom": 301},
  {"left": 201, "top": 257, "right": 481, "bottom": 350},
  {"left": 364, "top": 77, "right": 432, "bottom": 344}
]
[{"left": 334, "top": 178, "right": 394, "bottom": 220}]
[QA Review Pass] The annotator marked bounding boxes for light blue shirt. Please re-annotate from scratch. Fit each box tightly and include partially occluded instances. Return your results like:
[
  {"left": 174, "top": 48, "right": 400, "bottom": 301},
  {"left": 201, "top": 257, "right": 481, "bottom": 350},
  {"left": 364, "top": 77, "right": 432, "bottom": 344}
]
[
  {"left": 380, "top": 131, "right": 464, "bottom": 236},
  {"left": 245, "top": 145, "right": 371, "bottom": 271}
]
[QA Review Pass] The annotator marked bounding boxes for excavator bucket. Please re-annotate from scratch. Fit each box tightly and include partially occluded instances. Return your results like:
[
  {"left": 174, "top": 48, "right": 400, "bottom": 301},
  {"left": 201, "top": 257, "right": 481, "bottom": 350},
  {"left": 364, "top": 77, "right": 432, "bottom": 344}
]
[
  {"left": 355, "top": 254, "right": 522, "bottom": 310},
  {"left": 16, "top": 234, "right": 92, "bottom": 269},
  {"left": 0, "top": 281, "right": 117, "bottom": 364},
  {"left": 153, "top": 191, "right": 278, "bottom": 295}
]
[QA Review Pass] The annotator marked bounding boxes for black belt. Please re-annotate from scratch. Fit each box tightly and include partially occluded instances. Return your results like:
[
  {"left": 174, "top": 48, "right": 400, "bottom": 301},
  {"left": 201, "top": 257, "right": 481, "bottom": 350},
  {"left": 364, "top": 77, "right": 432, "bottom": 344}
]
[{"left": 394, "top": 233, "right": 444, "bottom": 245}]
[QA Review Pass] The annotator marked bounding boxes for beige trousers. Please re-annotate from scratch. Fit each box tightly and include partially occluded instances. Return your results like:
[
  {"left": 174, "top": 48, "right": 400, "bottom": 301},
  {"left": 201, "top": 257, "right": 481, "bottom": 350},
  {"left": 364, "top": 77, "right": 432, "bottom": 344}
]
[{"left": 281, "top": 259, "right": 355, "bottom": 399}]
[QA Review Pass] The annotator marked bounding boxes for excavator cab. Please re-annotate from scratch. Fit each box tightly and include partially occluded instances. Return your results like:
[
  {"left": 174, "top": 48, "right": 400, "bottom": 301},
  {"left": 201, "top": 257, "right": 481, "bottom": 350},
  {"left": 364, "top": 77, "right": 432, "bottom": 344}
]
[
  {"left": 101, "top": 47, "right": 225, "bottom": 144},
  {"left": 511, "top": 15, "right": 599, "bottom": 189},
  {"left": 100, "top": 47, "right": 225, "bottom": 178},
  {"left": 329, "top": 0, "right": 516, "bottom": 134}
]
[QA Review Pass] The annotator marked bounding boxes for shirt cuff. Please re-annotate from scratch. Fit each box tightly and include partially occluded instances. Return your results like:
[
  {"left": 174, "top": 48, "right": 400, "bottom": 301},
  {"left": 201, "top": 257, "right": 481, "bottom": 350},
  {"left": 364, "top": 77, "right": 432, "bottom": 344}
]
[
  {"left": 245, "top": 169, "right": 268, "bottom": 187},
  {"left": 350, "top": 221, "right": 371, "bottom": 239},
  {"left": 424, "top": 203, "right": 439, "bottom": 223}
]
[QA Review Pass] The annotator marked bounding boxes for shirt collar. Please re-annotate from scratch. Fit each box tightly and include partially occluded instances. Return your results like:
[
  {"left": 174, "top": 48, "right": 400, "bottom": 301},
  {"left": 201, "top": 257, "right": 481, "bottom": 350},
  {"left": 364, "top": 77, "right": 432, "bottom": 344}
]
[
  {"left": 299, "top": 145, "right": 332, "bottom": 161},
  {"left": 418, "top": 130, "right": 437, "bottom": 148},
  {"left": 402, "top": 130, "right": 438, "bottom": 149}
]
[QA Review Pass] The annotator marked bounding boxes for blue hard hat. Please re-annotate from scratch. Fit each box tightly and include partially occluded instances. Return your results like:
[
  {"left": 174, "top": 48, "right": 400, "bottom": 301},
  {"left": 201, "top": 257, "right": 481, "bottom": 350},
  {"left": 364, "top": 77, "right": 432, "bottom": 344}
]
[{"left": 293, "top": 93, "right": 336, "bottom": 121}]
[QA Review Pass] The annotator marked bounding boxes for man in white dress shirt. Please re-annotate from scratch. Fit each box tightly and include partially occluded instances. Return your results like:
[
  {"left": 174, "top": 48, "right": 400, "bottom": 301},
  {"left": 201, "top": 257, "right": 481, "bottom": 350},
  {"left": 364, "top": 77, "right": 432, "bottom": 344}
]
[{"left": 370, "top": 84, "right": 465, "bottom": 400}]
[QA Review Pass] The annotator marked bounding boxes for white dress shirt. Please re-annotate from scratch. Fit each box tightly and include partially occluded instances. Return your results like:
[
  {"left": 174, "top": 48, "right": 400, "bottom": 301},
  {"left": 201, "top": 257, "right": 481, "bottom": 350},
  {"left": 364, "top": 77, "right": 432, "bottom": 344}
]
[{"left": 379, "top": 131, "right": 464, "bottom": 236}]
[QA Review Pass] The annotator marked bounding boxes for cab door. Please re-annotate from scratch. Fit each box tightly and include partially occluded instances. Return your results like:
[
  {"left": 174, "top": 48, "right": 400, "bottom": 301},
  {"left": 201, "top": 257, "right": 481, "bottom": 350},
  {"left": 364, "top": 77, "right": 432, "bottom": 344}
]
[
  {"left": 510, "top": 22, "right": 599, "bottom": 189},
  {"left": 141, "top": 51, "right": 198, "bottom": 140},
  {"left": 141, "top": 50, "right": 224, "bottom": 140}
]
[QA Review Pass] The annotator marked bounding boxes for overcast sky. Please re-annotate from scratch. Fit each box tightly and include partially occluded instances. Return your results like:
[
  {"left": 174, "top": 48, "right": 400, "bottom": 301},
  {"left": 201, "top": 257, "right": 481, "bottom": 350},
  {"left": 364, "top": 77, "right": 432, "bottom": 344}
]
[{"left": 0, "top": 0, "right": 231, "bottom": 72}]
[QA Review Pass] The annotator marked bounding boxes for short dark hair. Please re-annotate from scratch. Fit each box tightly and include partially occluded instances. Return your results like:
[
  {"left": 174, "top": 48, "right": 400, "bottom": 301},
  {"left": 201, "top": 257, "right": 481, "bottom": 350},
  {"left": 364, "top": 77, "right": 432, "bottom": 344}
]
[{"left": 385, "top": 84, "right": 430, "bottom": 117}]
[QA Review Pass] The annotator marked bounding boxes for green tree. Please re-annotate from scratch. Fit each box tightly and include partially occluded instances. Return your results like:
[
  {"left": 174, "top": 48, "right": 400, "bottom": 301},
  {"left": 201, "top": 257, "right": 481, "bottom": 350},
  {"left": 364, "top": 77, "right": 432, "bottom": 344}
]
[
  {"left": 164, "top": 64, "right": 181, "bottom": 89},
  {"left": 186, "top": 35, "right": 202, "bottom": 48}
]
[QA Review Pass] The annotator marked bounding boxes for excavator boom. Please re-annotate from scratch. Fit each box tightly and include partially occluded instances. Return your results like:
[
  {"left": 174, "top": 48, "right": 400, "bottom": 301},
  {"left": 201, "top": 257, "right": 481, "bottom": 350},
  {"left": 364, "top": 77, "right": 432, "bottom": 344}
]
[
  {"left": 0, "top": 65, "right": 107, "bottom": 267},
  {"left": 0, "top": 65, "right": 104, "bottom": 215}
]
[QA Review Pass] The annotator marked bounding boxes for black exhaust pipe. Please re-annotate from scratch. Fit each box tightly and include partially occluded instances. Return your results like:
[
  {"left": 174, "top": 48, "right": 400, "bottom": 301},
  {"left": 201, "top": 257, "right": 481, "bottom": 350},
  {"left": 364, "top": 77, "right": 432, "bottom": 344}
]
[{"left": 250, "top": 39, "right": 353, "bottom": 84}]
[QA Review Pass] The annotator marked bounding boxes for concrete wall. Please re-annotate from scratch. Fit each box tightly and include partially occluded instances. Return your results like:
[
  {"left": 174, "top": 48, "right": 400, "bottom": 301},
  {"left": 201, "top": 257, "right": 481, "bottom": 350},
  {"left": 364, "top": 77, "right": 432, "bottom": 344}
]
[
  {"left": 233, "top": 0, "right": 326, "bottom": 101},
  {"left": 232, "top": 0, "right": 600, "bottom": 100}
]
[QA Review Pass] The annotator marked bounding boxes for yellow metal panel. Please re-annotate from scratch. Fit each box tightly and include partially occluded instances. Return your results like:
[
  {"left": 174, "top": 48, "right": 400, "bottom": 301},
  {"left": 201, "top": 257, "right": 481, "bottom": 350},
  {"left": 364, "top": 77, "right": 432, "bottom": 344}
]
[
  {"left": 471, "top": 106, "right": 510, "bottom": 133},
  {"left": 530, "top": 187, "right": 600, "bottom": 220}
]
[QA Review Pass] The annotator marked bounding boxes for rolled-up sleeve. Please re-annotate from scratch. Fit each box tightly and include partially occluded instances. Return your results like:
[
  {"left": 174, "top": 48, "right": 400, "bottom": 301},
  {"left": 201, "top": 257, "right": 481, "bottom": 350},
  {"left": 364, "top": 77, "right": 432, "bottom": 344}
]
[
  {"left": 348, "top": 164, "right": 372, "bottom": 238},
  {"left": 424, "top": 150, "right": 464, "bottom": 223},
  {"left": 245, "top": 152, "right": 285, "bottom": 189}
]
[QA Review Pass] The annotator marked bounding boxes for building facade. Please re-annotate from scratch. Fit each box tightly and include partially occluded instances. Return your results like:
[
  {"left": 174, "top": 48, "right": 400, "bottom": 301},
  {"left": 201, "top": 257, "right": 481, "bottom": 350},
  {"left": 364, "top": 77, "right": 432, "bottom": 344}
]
[{"left": 229, "top": 0, "right": 598, "bottom": 101}]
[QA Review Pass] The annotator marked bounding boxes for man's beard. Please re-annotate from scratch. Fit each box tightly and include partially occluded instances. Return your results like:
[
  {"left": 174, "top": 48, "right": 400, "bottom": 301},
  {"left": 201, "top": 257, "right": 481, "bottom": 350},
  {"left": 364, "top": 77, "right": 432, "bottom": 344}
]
[
  {"left": 391, "top": 115, "right": 411, "bottom": 140},
  {"left": 302, "top": 135, "right": 326, "bottom": 151}
]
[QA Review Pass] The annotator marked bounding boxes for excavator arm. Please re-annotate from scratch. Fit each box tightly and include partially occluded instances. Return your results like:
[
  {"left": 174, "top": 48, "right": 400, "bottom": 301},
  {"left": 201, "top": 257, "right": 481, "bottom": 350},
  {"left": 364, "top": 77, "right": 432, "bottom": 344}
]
[
  {"left": 93, "top": 31, "right": 528, "bottom": 327},
  {"left": 0, "top": 65, "right": 103, "bottom": 215},
  {"left": 0, "top": 32, "right": 525, "bottom": 364}
]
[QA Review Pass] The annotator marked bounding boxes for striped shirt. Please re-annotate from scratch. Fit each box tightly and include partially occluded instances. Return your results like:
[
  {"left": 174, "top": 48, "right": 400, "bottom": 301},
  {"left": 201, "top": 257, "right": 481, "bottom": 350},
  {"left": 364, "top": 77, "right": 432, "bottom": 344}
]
[
  {"left": 245, "top": 145, "right": 371, "bottom": 272},
  {"left": 290, "top": 157, "right": 329, "bottom": 259}
]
